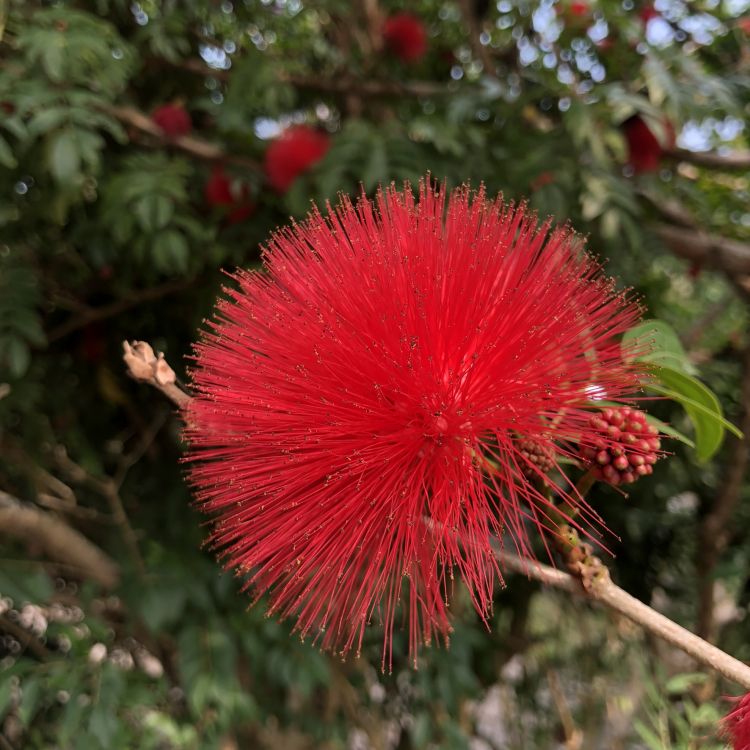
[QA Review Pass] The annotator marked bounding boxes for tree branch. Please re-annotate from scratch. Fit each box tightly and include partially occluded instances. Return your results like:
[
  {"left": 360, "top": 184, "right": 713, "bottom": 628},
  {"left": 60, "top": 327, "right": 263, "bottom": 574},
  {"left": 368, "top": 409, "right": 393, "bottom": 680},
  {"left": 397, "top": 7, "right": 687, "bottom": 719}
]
[
  {"left": 652, "top": 223, "right": 750, "bottom": 275},
  {"left": 498, "top": 549, "right": 750, "bottom": 689},
  {"left": 666, "top": 147, "right": 750, "bottom": 171},
  {"left": 105, "top": 105, "right": 259, "bottom": 170},
  {"left": 122, "top": 340, "right": 191, "bottom": 408},
  {"left": 47, "top": 276, "right": 196, "bottom": 343},
  {"left": 0, "top": 491, "right": 119, "bottom": 589}
]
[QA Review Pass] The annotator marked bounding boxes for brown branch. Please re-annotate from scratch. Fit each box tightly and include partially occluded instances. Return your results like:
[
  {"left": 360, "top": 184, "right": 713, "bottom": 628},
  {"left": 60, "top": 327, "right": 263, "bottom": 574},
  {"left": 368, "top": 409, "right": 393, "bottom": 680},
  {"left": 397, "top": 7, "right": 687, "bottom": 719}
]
[
  {"left": 123, "top": 340, "right": 191, "bottom": 408},
  {"left": 47, "top": 276, "right": 195, "bottom": 343},
  {"left": 162, "top": 57, "right": 454, "bottom": 98},
  {"left": 0, "top": 491, "right": 119, "bottom": 589},
  {"left": 696, "top": 343, "right": 750, "bottom": 641},
  {"left": 104, "top": 105, "right": 259, "bottom": 170},
  {"left": 498, "top": 549, "right": 750, "bottom": 689},
  {"left": 666, "top": 147, "right": 750, "bottom": 171},
  {"left": 652, "top": 223, "right": 750, "bottom": 274},
  {"left": 53, "top": 445, "right": 148, "bottom": 577}
]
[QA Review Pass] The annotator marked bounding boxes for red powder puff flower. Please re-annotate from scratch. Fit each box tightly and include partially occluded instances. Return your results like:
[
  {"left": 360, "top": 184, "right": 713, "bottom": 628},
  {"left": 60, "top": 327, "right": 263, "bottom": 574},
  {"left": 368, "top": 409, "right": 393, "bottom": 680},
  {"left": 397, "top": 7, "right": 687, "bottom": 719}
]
[
  {"left": 382, "top": 13, "right": 428, "bottom": 63},
  {"left": 185, "top": 178, "right": 644, "bottom": 667},
  {"left": 623, "top": 115, "right": 675, "bottom": 174},
  {"left": 738, "top": 18, "right": 750, "bottom": 35},
  {"left": 263, "top": 125, "right": 330, "bottom": 194},
  {"left": 152, "top": 103, "right": 192, "bottom": 139},
  {"left": 723, "top": 692, "right": 750, "bottom": 750},
  {"left": 204, "top": 166, "right": 255, "bottom": 225}
]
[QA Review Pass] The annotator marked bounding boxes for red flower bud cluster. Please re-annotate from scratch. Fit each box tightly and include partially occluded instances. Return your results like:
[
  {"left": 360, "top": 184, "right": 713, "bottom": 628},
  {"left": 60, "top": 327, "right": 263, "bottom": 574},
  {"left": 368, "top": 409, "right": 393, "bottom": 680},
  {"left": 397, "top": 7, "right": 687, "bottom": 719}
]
[
  {"left": 151, "top": 103, "right": 192, "bottom": 138},
  {"left": 517, "top": 438, "right": 555, "bottom": 479},
  {"left": 382, "top": 13, "right": 428, "bottom": 63},
  {"left": 580, "top": 407, "right": 661, "bottom": 485},
  {"left": 263, "top": 125, "right": 330, "bottom": 194}
]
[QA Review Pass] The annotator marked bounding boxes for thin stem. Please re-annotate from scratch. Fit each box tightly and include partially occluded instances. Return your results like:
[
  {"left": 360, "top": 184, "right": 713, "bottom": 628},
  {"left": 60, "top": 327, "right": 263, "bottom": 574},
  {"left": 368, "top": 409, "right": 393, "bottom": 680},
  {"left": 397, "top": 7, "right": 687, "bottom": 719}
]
[{"left": 498, "top": 549, "right": 750, "bottom": 690}]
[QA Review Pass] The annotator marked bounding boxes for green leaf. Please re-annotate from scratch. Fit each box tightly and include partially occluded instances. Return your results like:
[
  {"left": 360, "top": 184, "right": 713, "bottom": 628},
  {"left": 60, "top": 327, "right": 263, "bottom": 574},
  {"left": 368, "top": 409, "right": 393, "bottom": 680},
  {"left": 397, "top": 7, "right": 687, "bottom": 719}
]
[
  {"left": 645, "top": 414, "right": 695, "bottom": 450},
  {"left": 18, "top": 677, "right": 41, "bottom": 727},
  {"left": 647, "top": 365, "right": 742, "bottom": 462},
  {"left": 622, "top": 319, "right": 694, "bottom": 374},
  {"left": 48, "top": 129, "right": 82, "bottom": 183},
  {"left": 0, "top": 135, "right": 17, "bottom": 169},
  {"left": 134, "top": 194, "right": 174, "bottom": 232},
  {"left": 1, "top": 336, "right": 31, "bottom": 377},
  {"left": 665, "top": 672, "right": 707, "bottom": 695},
  {"left": 152, "top": 229, "right": 188, "bottom": 272}
]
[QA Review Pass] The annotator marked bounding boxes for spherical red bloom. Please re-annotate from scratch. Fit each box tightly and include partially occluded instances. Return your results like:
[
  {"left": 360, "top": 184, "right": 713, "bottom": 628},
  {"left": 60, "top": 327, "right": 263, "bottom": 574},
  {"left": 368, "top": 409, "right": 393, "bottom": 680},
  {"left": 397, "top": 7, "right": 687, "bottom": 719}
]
[
  {"left": 382, "top": 13, "right": 428, "bottom": 63},
  {"left": 152, "top": 104, "right": 192, "bottom": 138},
  {"left": 623, "top": 116, "right": 675, "bottom": 174},
  {"left": 723, "top": 692, "right": 750, "bottom": 750},
  {"left": 639, "top": 5, "right": 659, "bottom": 23},
  {"left": 185, "top": 179, "right": 644, "bottom": 666},
  {"left": 263, "top": 126, "right": 330, "bottom": 194},
  {"left": 569, "top": 2, "right": 590, "bottom": 16},
  {"left": 579, "top": 407, "right": 661, "bottom": 485},
  {"left": 530, "top": 171, "right": 556, "bottom": 192},
  {"left": 204, "top": 166, "right": 255, "bottom": 225},
  {"left": 738, "top": 17, "right": 750, "bottom": 35}
]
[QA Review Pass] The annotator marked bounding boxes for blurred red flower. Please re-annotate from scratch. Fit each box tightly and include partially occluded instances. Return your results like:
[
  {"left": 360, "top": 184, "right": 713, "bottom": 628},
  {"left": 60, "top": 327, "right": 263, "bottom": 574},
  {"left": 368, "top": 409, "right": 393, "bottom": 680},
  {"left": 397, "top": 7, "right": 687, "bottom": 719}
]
[
  {"left": 639, "top": 5, "right": 659, "bottom": 23},
  {"left": 383, "top": 13, "right": 428, "bottom": 63},
  {"left": 723, "top": 692, "right": 750, "bottom": 750},
  {"left": 151, "top": 103, "right": 192, "bottom": 138},
  {"left": 204, "top": 166, "right": 255, "bottom": 224},
  {"left": 623, "top": 115, "right": 675, "bottom": 173},
  {"left": 185, "top": 179, "right": 643, "bottom": 666},
  {"left": 263, "top": 125, "right": 330, "bottom": 193}
]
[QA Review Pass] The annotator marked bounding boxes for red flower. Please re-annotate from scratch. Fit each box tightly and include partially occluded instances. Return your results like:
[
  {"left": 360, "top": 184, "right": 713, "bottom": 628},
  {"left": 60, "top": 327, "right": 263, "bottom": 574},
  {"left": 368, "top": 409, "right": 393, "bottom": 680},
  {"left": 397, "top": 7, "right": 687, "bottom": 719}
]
[
  {"left": 569, "top": 2, "right": 590, "bottom": 16},
  {"left": 263, "top": 125, "right": 330, "bottom": 194},
  {"left": 204, "top": 166, "right": 255, "bottom": 224},
  {"left": 723, "top": 693, "right": 750, "bottom": 750},
  {"left": 530, "top": 171, "right": 556, "bottom": 192},
  {"left": 738, "top": 18, "right": 750, "bottom": 35},
  {"left": 639, "top": 5, "right": 659, "bottom": 23},
  {"left": 382, "top": 13, "right": 428, "bottom": 63},
  {"left": 152, "top": 103, "right": 192, "bottom": 138},
  {"left": 623, "top": 116, "right": 675, "bottom": 174},
  {"left": 185, "top": 179, "right": 643, "bottom": 666}
]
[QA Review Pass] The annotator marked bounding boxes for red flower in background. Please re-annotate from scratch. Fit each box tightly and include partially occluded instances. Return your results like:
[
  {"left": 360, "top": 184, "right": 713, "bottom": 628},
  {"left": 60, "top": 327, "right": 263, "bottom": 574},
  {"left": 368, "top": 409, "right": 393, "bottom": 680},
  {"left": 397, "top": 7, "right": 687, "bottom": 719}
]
[
  {"left": 569, "top": 2, "right": 590, "bottom": 16},
  {"left": 557, "top": 1, "right": 591, "bottom": 28},
  {"left": 623, "top": 115, "right": 675, "bottom": 174},
  {"left": 639, "top": 4, "right": 659, "bottom": 23},
  {"left": 263, "top": 125, "right": 330, "bottom": 193},
  {"left": 152, "top": 103, "right": 192, "bottom": 138},
  {"left": 723, "top": 693, "right": 750, "bottom": 750},
  {"left": 382, "top": 13, "right": 428, "bottom": 63},
  {"left": 204, "top": 166, "right": 255, "bottom": 224},
  {"left": 185, "top": 179, "right": 643, "bottom": 666}
]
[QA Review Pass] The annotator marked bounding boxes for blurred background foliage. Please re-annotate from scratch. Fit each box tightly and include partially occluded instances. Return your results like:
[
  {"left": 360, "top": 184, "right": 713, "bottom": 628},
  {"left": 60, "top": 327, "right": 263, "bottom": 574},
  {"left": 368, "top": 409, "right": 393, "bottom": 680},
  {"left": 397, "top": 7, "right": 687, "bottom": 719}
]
[{"left": 1, "top": 0, "right": 750, "bottom": 748}]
